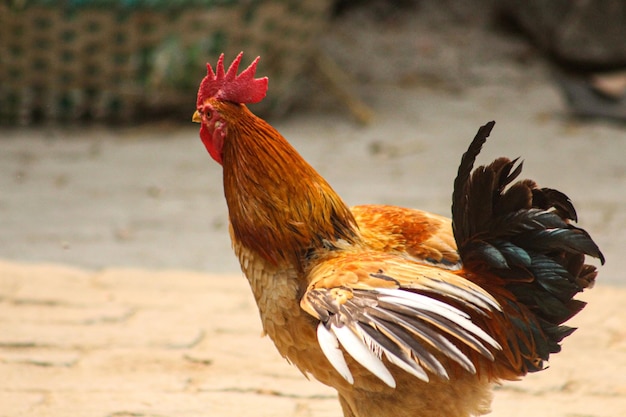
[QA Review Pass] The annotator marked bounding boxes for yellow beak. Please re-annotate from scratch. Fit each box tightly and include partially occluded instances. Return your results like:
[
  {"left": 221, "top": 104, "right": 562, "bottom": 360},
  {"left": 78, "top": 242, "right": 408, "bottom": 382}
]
[{"left": 192, "top": 110, "right": 202, "bottom": 123}]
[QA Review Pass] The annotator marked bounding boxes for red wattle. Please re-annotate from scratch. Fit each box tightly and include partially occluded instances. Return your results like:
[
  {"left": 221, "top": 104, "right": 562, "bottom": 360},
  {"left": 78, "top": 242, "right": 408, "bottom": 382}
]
[{"left": 200, "top": 124, "right": 223, "bottom": 165}]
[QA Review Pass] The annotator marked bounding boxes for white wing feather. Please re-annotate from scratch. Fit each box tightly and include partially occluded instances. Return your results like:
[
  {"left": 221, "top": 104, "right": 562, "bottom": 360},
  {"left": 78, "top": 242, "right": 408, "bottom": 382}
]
[
  {"left": 377, "top": 288, "right": 501, "bottom": 350},
  {"left": 311, "top": 286, "right": 502, "bottom": 387},
  {"left": 357, "top": 322, "right": 430, "bottom": 382},
  {"left": 332, "top": 323, "right": 396, "bottom": 388},
  {"left": 316, "top": 323, "right": 354, "bottom": 384}
]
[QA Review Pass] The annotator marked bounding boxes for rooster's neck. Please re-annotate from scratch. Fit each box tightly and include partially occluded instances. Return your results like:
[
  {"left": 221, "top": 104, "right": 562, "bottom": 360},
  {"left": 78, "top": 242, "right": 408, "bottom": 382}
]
[{"left": 221, "top": 106, "right": 359, "bottom": 268}]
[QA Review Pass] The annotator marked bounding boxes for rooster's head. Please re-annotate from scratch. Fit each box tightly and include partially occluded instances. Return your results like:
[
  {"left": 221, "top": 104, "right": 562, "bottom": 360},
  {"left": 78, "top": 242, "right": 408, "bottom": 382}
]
[{"left": 192, "top": 53, "right": 268, "bottom": 164}]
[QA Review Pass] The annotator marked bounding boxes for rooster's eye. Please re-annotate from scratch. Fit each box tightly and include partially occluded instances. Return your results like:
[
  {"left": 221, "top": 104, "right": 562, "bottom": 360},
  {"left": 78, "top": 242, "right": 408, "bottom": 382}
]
[{"left": 204, "top": 111, "right": 211, "bottom": 119}]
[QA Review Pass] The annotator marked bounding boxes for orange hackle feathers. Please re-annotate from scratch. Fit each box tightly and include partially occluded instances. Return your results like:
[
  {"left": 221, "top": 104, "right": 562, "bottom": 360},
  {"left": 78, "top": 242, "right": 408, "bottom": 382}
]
[
  {"left": 217, "top": 101, "right": 359, "bottom": 268},
  {"left": 351, "top": 205, "right": 460, "bottom": 268}
]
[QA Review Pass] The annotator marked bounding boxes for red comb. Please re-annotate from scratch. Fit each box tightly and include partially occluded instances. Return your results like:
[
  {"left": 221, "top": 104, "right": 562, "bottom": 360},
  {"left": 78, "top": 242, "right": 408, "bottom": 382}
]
[{"left": 197, "top": 52, "right": 268, "bottom": 106}]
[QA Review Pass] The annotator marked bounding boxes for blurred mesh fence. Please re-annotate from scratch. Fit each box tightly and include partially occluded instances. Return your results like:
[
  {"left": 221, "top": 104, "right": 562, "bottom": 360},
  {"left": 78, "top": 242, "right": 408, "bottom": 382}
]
[{"left": 0, "top": 1, "right": 332, "bottom": 124}]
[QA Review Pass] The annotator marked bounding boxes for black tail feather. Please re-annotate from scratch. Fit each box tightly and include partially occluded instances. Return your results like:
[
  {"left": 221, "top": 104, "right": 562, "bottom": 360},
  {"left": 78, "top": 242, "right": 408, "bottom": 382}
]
[{"left": 452, "top": 121, "right": 604, "bottom": 372}]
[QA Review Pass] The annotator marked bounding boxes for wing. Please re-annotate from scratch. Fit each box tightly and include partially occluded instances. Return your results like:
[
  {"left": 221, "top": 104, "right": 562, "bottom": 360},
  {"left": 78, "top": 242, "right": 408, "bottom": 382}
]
[
  {"left": 352, "top": 205, "right": 460, "bottom": 270},
  {"left": 300, "top": 250, "right": 502, "bottom": 388}
]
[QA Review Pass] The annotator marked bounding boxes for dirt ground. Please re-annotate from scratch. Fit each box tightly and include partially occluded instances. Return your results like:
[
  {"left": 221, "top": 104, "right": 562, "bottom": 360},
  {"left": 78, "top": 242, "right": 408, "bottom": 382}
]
[{"left": 1, "top": 3, "right": 625, "bottom": 417}]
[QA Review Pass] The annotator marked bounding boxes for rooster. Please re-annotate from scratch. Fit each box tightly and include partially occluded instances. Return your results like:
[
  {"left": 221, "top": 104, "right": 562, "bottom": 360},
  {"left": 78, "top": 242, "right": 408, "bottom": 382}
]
[{"left": 192, "top": 53, "right": 604, "bottom": 417}]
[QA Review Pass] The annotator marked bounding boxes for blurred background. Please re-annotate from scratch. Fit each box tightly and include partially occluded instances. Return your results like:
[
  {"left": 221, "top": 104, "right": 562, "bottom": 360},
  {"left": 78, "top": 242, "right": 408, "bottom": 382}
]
[{"left": 1, "top": 0, "right": 625, "bottom": 283}]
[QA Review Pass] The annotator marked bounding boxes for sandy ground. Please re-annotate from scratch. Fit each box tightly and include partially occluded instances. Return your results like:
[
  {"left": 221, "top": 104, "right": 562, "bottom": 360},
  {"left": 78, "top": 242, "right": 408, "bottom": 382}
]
[
  {"left": 2, "top": 4, "right": 626, "bottom": 417},
  {"left": 1, "top": 261, "right": 625, "bottom": 417}
]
